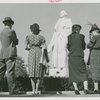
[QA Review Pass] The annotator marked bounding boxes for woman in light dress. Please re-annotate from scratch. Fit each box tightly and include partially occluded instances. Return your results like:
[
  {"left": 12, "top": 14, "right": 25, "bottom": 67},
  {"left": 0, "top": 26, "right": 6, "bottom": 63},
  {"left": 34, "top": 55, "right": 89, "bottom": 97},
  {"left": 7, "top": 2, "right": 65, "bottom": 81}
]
[{"left": 48, "top": 10, "right": 72, "bottom": 78}]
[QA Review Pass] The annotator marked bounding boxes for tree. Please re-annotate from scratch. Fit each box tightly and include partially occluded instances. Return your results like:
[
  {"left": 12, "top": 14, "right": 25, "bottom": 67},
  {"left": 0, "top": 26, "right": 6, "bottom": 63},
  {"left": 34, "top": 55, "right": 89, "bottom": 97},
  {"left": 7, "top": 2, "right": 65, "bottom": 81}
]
[{"left": 15, "top": 56, "right": 28, "bottom": 78}]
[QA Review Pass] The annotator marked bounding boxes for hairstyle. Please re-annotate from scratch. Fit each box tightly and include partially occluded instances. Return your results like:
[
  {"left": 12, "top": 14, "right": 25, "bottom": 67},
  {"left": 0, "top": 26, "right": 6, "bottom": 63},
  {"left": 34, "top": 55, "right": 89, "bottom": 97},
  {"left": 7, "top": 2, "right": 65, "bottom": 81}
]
[{"left": 30, "top": 23, "right": 41, "bottom": 35}]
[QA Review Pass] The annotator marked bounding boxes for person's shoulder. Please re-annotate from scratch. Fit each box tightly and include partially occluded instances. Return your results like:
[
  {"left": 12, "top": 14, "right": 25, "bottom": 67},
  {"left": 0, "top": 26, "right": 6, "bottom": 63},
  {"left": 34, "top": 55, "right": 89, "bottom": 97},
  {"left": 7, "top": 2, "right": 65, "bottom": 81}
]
[
  {"left": 80, "top": 33, "right": 84, "bottom": 36},
  {"left": 2, "top": 27, "right": 10, "bottom": 32},
  {"left": 79, "top": 34, "right": 85, "bottom": 37},
  {"left": 10, "top": 29, "right": 16, "bottom": 33},
  {"left": 39, "top": 34, "right": 45, "bottom": 40},
  {"left": 1, "top": 28, "right": 12, "bottom": 34}
]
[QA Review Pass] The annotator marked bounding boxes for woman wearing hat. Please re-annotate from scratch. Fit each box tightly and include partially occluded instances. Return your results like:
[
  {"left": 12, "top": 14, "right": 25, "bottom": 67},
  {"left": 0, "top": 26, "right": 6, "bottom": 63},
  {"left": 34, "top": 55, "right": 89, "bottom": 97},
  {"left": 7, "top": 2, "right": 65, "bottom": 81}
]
[
  {"left": 87, "top": 24, "right": 100, "bottom": 94},
  {"left": 25, "top": 23, "right": 48, "bottom": 94},
  {"left": 67, "top": 24, "right": 91, "bottom": 95}
]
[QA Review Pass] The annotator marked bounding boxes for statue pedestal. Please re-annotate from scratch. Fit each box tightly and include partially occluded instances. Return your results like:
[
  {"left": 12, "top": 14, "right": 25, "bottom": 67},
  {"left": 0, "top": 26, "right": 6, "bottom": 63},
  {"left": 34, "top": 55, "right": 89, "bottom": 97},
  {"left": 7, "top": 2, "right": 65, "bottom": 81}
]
[{"left": 49, "top": 68, "right": 68, "bottom": 78}]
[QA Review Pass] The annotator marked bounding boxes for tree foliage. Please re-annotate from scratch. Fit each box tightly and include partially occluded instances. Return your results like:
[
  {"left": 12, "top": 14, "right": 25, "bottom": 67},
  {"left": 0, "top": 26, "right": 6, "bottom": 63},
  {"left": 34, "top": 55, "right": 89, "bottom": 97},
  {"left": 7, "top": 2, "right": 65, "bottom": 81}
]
[{"left": 15, "top": 56, "right": 28, "bottom": 78}]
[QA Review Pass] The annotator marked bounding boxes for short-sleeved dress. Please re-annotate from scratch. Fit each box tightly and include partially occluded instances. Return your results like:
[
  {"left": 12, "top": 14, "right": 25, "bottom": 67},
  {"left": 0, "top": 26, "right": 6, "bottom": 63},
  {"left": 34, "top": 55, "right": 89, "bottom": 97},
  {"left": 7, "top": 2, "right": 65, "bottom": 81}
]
[{"left": 25, "top": 34, "right": 46, "bottom": 78}]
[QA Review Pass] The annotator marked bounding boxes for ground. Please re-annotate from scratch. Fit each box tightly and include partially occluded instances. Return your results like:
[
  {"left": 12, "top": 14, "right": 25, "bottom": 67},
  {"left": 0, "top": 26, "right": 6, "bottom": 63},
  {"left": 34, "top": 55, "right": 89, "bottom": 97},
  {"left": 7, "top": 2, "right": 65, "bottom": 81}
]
[{"left": 0, "top": 91, "right": 100, "bottom": 97}]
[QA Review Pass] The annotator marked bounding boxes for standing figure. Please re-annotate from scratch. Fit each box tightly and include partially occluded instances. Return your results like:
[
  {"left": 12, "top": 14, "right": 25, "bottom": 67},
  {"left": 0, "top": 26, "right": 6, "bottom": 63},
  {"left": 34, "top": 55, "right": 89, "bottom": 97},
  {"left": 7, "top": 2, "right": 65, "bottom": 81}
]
[
  {"left": 87, "top": 24, "right": 100, "bottom": 94},
  {"left": 25, "top": 23, "right": 48, "bottom": 94},
  {"left": 0, "top": 17, "right": 18, "bottom": 95},
  {"left": 48, "top": 10, "right": 72, "bottom": 78},
  {"left": 67, "top": 24, "right": 91, "bottom": 95}
]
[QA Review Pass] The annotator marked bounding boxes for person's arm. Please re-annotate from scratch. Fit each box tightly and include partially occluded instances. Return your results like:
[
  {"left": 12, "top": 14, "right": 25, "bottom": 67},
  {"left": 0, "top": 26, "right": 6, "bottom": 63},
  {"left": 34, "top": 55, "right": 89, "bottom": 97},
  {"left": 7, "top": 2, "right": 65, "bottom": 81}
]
[
  {"left": 11, "top": 30, "right": 18, "bottom": 45},
  {"left": 25, "top": 36, "right": 30, "bottom": 51},
  {"left": 67, "top": 36, "right": 70, "bottom": 51},
  {"left": 82, "top": 35, "right": 86, "bottom": 50},
  {"left": 87, "top": 36, "right": 96, "bottom": 49}
]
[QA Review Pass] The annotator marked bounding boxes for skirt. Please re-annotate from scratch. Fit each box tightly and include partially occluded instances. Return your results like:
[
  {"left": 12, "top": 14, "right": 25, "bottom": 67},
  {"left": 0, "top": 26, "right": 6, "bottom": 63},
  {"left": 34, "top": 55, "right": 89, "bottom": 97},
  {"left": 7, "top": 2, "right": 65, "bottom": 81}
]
[
  {"left": 28, "top": 47, "right": 45, "bottom": 78},
  {"left": 90, "top": 50, "right": 100, "bottom": 80},
  {"left": 69, "top": 56, "right": 87, "bottom": 82}
]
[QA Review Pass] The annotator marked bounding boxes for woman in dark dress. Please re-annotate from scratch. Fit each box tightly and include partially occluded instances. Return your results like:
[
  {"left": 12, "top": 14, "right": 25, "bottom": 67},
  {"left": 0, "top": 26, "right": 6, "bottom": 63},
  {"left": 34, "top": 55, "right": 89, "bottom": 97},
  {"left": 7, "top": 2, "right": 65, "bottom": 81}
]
[
  {"left": 25, "top": 23, "right": 48, "bottom": 94},
  {"left": 87, "top": 24, "right": 100, "bottom": 94},
  {"left": 67, "top": 24, "right": 91, "bottom": 95}
]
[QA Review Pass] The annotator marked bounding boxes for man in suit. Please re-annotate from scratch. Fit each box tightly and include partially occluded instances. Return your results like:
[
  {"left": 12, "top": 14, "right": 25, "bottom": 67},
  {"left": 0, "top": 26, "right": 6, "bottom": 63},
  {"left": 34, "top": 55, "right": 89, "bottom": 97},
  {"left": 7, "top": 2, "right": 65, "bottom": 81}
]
[{"left": 0, "top": 17, "right": 18, "bottom": 95}]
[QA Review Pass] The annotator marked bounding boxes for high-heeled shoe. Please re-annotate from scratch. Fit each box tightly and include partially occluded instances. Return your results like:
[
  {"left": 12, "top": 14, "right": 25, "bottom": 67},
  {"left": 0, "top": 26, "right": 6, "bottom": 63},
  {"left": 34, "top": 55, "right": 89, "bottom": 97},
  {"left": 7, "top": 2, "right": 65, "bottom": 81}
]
[
  {"left": 35, "top": 91, "right": 40, "bottom": 94},
  {"left": 84, "top": 89, "right": 94, "bottom": 94},
  {"left": 94, "top": 90, "right": 100, "bottom": 94},
  {"left": 75, "top": 90, "right": 80, "bottom": 95},
  {"left": 57, "top": 91, "right": 62, "bottom": 94}
]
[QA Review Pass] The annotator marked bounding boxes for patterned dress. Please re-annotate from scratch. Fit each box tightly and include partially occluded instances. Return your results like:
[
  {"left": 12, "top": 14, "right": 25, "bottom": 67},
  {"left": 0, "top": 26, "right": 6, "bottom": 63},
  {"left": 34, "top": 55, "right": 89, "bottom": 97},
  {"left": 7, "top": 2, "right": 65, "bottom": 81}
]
[{"left": 25, "top": 34, "right": 46, "bottom": 78}]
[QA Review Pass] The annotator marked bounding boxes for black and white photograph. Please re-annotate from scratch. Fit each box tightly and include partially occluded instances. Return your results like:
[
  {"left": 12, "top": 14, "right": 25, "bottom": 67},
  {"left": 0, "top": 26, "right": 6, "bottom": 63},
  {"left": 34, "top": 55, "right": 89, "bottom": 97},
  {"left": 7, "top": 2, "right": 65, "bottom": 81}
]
[{"left": 0, "top": 0, "right": 100, "bottom": 98}]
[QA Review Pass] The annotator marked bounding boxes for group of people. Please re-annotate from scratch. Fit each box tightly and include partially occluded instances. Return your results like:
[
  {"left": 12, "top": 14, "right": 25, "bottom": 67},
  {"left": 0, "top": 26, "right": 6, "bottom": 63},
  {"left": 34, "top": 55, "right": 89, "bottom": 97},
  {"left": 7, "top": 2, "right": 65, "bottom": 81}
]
[{"left": 0, "top": 10, "right": 100, "bottom": 95}]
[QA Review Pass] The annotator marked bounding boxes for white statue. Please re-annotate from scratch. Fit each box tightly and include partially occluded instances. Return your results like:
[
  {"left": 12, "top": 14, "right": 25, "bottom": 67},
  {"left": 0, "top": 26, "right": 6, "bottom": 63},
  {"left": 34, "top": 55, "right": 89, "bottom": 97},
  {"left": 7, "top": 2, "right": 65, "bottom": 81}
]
[{"left": 48, "top": 10, "right": 72, "bottom": 77}]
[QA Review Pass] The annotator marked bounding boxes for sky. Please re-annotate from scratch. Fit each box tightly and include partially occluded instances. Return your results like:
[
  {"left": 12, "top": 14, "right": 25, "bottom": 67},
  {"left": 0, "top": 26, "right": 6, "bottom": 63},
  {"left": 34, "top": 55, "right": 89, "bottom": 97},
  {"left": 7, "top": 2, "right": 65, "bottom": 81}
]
[{"left": 0, "top": 3, "right": 100, "bottom": 64}]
